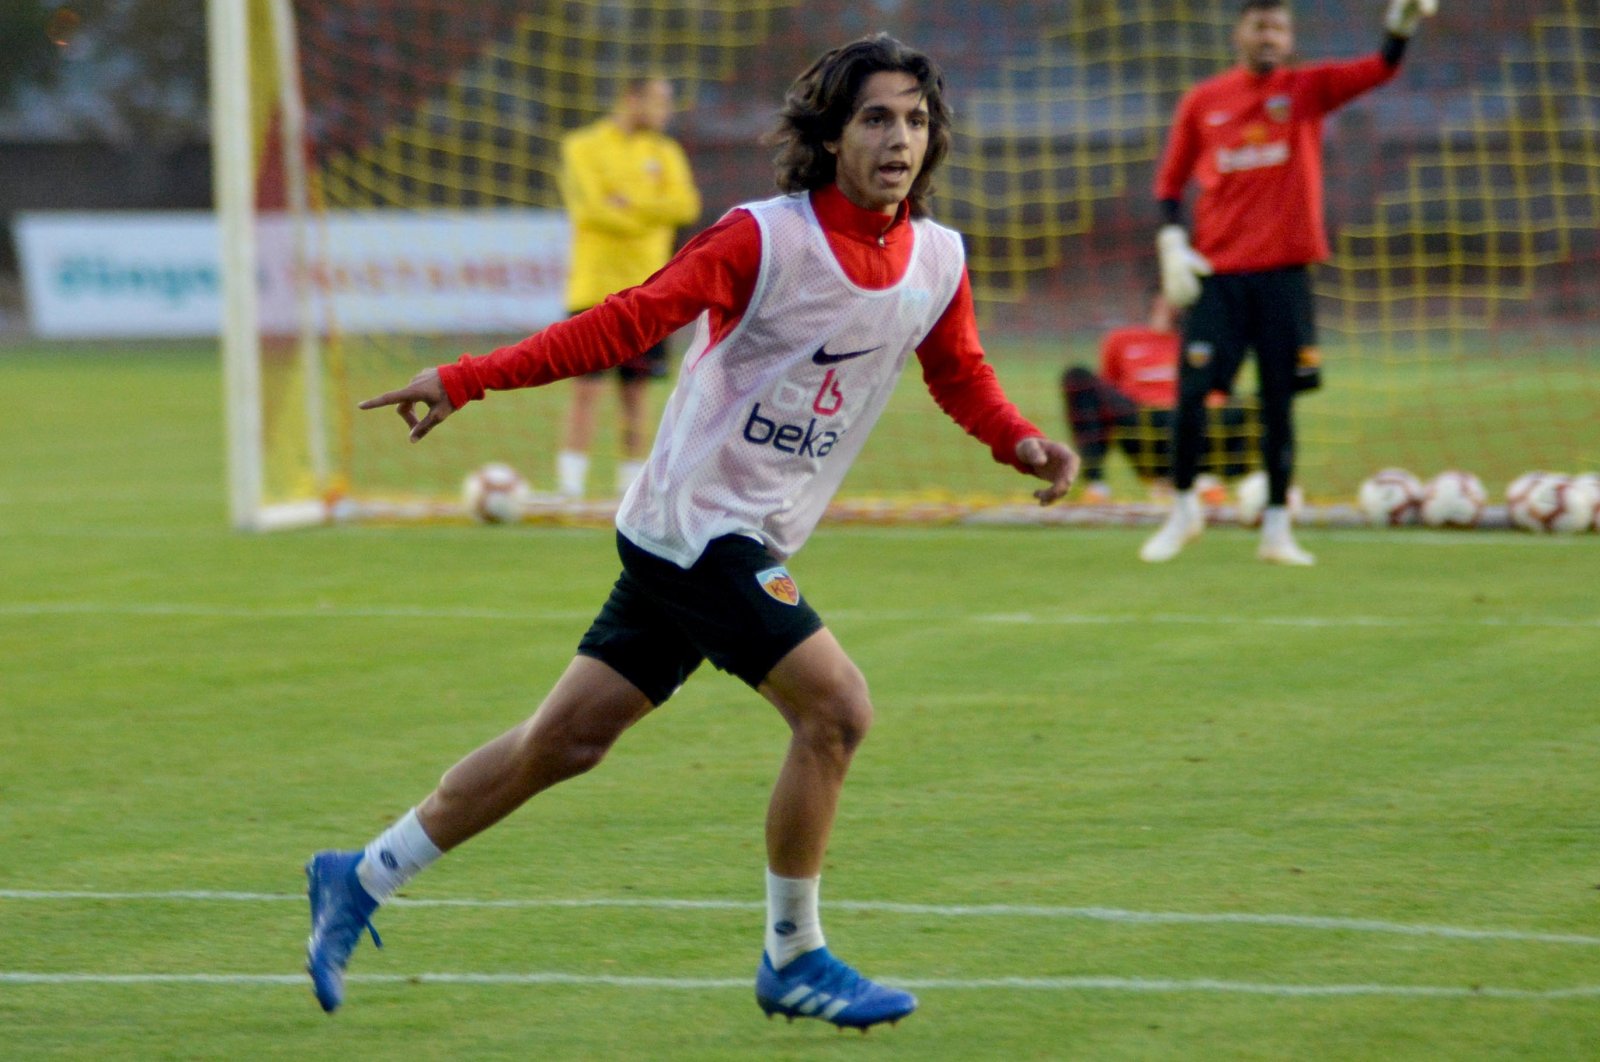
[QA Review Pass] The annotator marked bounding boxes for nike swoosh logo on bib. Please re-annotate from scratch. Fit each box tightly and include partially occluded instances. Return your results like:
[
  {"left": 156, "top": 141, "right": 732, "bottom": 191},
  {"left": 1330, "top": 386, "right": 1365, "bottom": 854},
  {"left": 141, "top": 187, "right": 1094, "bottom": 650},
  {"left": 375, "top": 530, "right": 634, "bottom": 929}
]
[{"left": 812, "top": 345, "right": 881, "bottom": 365}]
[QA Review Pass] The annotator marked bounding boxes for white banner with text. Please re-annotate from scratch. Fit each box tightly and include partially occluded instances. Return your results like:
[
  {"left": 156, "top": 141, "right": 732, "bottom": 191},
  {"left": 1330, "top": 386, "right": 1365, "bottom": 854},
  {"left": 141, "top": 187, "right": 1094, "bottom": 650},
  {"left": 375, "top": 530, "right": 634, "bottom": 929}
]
[{"left": 16, "top": 210, "right": 572, "bottom": 338}]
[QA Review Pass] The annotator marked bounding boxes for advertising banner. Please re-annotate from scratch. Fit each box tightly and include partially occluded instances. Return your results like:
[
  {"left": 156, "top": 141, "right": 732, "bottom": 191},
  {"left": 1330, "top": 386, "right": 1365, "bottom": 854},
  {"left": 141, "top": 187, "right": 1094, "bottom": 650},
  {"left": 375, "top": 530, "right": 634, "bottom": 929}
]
[{"left": 15, "top": 210, "right": 572, "bottom": 338}]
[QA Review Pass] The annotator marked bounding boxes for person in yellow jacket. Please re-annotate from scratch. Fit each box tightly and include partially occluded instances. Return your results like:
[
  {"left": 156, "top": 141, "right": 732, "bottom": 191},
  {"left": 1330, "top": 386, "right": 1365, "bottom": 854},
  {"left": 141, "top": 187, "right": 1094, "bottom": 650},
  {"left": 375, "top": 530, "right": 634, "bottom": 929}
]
[{"left": 557, "top": 76, "right": 701, "bottom": 499}]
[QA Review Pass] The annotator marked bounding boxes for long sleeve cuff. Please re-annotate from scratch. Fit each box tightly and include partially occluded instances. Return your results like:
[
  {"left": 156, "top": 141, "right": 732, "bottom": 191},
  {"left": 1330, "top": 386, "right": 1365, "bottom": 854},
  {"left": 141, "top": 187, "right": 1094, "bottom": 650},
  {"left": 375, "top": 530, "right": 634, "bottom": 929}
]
[{"left": 438, "top": 356, "right": 486, "bottom": 409}]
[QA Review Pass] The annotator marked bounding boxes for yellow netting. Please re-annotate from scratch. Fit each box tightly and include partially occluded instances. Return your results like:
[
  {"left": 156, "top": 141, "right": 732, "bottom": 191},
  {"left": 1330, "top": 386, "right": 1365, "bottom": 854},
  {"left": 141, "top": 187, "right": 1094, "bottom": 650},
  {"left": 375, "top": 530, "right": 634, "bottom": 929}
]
[{"left": 251, "top": 1, "right": 1599, "bottom": 519}]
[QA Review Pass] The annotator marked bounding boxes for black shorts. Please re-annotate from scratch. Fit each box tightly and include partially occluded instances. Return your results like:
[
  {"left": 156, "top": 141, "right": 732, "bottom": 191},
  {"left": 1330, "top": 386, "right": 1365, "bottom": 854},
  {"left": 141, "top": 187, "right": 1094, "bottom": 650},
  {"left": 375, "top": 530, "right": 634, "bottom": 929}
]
[
  {"left": 1181, "top": 266, "right": 1320, "bottom": 398},
  {"left": 569, "top": 309, "right": 670, "bottom": 382},
  {"left": 576, "top": 532, "right": 825, "bottom": 705}
]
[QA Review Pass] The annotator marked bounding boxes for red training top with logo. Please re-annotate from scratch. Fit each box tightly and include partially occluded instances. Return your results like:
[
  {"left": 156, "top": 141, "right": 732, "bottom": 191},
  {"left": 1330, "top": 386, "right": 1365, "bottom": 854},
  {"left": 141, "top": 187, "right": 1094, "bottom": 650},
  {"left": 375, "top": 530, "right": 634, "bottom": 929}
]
[
  {"left": 1099, "top": 326, "right": 1179, "bottom": 407},
  {"left": 1154, "top": 55, "right": 1396, "bottom": 274},
  {"left": 438, "top": 183, "right": 1042, "bottom": 566}
]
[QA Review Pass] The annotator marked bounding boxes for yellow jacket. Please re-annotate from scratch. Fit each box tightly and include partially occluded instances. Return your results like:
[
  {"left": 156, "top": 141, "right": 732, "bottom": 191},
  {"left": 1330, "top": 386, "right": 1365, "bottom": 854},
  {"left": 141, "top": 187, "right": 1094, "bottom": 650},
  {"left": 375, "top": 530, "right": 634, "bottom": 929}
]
[{"left": 558, "top": 118, "right": 701, "bottom": 311}]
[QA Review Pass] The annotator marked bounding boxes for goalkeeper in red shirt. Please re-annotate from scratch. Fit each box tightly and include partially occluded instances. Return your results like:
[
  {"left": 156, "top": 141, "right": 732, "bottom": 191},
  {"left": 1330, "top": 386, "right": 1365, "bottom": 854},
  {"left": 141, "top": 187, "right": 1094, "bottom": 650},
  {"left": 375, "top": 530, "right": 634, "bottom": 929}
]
[{"left": 1141, "top": 0, "right": 1437, "bottom": 565}]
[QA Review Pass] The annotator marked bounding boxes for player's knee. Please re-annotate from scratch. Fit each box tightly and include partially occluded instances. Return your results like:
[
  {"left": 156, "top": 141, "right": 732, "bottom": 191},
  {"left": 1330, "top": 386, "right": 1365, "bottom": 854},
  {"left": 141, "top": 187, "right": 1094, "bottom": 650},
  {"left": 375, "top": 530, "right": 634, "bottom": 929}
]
[{"left": 796, "top": 673, "right": 874, "bottom": 756}]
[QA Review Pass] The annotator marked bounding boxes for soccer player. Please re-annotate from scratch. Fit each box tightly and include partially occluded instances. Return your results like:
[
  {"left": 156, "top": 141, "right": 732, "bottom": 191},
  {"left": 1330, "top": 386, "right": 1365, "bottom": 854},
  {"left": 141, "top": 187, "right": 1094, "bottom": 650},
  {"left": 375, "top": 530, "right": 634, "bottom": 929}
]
[
  {"left": 1141, "top": 0, "right": 1437, "bottom": 565},
  {"left": 305, "top": 33, "right": 1080, "bottom": 1030},
  {"left": 556, "top": 76, "right": 701, "bottom": 499},
  {"left": 1062, "top": 292, "right": 1254, "bottom": 501}
]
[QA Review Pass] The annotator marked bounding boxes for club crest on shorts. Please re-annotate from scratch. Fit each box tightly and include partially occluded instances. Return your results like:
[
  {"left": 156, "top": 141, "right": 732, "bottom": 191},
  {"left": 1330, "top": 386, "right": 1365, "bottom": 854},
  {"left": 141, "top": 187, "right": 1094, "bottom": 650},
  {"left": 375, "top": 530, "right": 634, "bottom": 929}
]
[
  {"left": 1185, "top": 341, "right": 1213, "bottom": 368},
  {"left": 756, "top": 566, "right": 800, "bottom": 606},
  {"left": 1297, "top": 345, "right": 1322, "bottom": 370}
]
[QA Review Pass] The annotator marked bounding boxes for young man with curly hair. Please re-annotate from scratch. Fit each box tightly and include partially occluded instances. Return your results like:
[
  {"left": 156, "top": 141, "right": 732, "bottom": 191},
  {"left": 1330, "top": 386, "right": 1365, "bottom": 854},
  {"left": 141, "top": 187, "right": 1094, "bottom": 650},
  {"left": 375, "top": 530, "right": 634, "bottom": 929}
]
[{"left": 304, "top": 34, "right": 1079, "bottom": 1030}]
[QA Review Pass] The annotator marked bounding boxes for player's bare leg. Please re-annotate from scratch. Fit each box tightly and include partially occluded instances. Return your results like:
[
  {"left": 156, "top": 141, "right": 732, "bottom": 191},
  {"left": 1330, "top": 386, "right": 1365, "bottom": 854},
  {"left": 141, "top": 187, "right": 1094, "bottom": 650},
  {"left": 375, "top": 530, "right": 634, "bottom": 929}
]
[
  {"left": 417, "top": 656, "right": 658, "bottom": 848},
  {"left": 558, "top": 376, "right": 606, "bottom": 498},
  {"left": 759, "top": 629, "right": 871, "bottom": 878},
  {"left": 306, "top": 657, "right": 655, "bottom": 1012},
  {"left": 752, "top": 629, "right": 916, "bottom": 1030}
]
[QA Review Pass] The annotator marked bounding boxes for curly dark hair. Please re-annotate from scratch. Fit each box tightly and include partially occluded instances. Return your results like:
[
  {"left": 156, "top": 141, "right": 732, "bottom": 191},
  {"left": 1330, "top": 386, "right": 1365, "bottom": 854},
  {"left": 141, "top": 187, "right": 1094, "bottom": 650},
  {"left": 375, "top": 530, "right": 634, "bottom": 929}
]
[{"left": 769, "top": 33, "right": 952, "bottom": 218}]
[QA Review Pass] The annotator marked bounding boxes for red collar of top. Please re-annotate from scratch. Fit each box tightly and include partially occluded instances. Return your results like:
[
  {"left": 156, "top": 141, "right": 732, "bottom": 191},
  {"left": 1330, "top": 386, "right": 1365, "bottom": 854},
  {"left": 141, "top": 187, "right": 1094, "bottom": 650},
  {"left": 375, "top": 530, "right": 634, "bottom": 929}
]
[{"left": 810, "top": 183, "right": 913, "bottom": 247}]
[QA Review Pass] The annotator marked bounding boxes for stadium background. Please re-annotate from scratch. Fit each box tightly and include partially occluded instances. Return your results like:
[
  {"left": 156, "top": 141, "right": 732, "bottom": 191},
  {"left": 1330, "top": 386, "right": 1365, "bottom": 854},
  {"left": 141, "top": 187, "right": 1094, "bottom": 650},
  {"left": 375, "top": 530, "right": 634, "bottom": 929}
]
[
  {"left": 2, "top": 1, "right": 1597, "bottom": 516},
  {"left": 229, "top": 0, "right": 1599, "bottom": 521}
]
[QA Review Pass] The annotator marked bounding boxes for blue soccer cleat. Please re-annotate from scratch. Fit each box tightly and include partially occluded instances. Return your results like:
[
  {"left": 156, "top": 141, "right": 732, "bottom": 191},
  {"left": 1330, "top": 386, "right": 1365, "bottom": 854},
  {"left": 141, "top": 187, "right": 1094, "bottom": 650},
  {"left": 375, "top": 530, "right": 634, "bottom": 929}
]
[
  {"left": 304, "top": 850, "right": 382, "bottom": 1013},
  {"left": 755, "top": 947, "right": 917, "bottom": 1031}
]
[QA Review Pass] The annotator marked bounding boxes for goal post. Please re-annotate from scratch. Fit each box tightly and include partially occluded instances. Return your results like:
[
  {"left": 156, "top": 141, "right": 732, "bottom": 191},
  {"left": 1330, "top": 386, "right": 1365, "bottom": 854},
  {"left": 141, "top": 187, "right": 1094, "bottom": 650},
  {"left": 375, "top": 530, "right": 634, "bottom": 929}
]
[{"left": 210, "top": 0, "right": 331, "bottom": 531}]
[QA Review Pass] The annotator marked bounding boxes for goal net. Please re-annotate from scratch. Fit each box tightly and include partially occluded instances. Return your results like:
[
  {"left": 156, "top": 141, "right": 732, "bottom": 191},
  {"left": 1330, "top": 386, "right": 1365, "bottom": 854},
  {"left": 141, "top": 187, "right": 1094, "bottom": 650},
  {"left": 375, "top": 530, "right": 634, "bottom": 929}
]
[{"left": 213, "top": 0, "right": 1600, "bottom": 529}]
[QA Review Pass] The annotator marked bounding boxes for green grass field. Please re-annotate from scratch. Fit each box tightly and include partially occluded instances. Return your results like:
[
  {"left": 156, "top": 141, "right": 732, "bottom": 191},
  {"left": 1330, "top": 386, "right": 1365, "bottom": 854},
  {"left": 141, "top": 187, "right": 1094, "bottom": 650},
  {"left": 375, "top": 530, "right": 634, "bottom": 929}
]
[
  {"left": 261, "top": 329, "right": 1600, "bottom": 509},
  {"left": 3, "top": 342, "right": 1599, "bottom": 1059}
]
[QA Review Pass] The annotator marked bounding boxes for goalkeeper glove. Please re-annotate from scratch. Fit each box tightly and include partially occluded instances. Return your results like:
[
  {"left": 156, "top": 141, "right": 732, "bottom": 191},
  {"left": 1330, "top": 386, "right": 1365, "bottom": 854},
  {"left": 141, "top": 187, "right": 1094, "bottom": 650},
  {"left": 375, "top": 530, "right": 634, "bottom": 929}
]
[
  {"left": 1156, "top": 225, "right": 1211, "bottom": 309},
  {"left": 1385, "top": 0, "right": 1437, "bottom": 38}
]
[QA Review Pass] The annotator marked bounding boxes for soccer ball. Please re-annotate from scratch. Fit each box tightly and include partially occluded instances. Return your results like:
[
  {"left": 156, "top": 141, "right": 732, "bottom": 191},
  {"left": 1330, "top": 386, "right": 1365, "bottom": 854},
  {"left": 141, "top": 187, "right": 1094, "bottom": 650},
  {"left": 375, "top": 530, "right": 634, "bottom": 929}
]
[
  {"left": 1419, "top": 471, "right": 1486, "bottom": 528},
  {"left": 461, "top": 462, "right": 530, "bottom": 523},
  {"left": 1567, "top": 473, "right": 1600, "bottom": 532},
  {"left": 1551, "top": 473, "right": 1600, "bottom": 533},
  {"left": 1234, "top": 470, "right": 1305, "bottom": 528},
  {"left": 1506, "top": 471, "right": 1568, "bottom": 532},
  {"left": 1357, "top": 468, "right": 1423, "bottom": 526}
]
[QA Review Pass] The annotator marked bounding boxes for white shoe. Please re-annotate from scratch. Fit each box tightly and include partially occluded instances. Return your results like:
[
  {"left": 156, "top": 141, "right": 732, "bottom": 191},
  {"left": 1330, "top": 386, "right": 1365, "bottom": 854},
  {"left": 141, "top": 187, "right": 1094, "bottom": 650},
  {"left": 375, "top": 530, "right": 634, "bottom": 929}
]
[
  {"left": 1140, "top": 510, "right": 1202, "bottom": 562},
  {"left": 1257, "top": 538, "right": 1316, "bottom": 566}
]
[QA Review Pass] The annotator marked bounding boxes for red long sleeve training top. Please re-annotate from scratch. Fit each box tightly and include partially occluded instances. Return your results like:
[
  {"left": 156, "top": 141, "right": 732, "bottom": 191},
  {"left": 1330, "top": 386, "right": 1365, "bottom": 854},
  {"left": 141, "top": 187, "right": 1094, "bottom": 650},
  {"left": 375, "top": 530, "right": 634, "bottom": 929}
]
[
  {"left": 1155, "top": 54, "right": 1397, "bottom": 273},
  {"left": 439, "top": 183, "right": 1042, "bottom": 471}
]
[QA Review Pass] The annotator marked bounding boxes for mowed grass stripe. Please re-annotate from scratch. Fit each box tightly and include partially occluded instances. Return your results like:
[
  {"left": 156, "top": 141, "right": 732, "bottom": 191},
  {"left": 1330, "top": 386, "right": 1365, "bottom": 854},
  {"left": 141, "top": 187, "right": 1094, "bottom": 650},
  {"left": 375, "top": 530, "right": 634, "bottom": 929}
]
[{"left": 3, "top": 890, "right": 1596, "bottom": 946}]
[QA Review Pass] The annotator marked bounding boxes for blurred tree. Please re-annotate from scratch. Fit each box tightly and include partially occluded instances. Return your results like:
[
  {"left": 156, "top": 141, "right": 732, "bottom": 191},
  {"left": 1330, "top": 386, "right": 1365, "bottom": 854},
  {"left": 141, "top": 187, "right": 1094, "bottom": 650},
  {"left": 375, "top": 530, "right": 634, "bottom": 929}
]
[{"left": 0, "top": 0, "right": 208, "bottom": 144}]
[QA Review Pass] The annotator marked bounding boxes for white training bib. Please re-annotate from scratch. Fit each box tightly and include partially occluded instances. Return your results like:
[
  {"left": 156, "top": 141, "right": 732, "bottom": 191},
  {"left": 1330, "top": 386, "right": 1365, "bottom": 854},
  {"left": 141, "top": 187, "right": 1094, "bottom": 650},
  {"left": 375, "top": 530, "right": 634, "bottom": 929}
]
[{"left": 616, "top": 193, "right": 966, "bottom": 567}]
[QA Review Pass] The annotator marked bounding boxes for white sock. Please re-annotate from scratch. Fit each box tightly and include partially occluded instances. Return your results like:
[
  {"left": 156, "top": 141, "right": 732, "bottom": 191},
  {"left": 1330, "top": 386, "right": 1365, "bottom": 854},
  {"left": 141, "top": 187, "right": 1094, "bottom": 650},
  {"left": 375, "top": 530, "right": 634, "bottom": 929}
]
[
  {"left": 1174, "top": 488, "right": 1202, "bottom": 526},
  {"left": 355, "top": 808, "right": 443, "bottom": 904},
  {"left": 556, "top": 451, "right": 589, "bottom": 498},
  {"left": 1262, "top": 505, "right": 1291, "bottom": 542},
  {"left": 615, "top": 459, "right": 646, "bottom": 497},
  {"left": 764, "top": 869, "right": 826, "bottom": 970}
]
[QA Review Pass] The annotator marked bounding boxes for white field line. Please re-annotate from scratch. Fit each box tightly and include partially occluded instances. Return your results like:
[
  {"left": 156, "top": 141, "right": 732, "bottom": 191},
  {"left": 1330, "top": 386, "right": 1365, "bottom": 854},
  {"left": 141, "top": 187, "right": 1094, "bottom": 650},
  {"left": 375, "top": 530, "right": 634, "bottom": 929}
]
[
  {"left": 1, "top": 971, "right": 1597, "bottom": 999},
  {"left": 2, "top": 601, "right": 1598, "bottom": 631},
  {"left": 2, "top": 890, "right": 1596, "bottom": 947}
]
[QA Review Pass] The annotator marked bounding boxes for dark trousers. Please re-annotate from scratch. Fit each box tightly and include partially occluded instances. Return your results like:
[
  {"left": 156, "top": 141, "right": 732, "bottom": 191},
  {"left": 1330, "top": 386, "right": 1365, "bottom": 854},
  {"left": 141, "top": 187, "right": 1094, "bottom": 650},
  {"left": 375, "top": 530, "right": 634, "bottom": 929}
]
[
  {"left": 1173, "top": 267, "right": 1318, "bottom": 506},
  {"left": 1062, "top": 367, "right": 1255, "bottom": 483}
]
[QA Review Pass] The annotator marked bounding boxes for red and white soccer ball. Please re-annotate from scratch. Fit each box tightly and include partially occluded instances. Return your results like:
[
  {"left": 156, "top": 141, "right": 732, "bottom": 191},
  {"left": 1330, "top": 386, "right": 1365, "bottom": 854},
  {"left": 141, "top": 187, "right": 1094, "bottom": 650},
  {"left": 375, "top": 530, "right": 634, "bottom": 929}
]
[
  {"left": 1357, "top": 468, "right": 1423, "bottom": 526},
  {"left": 1234, "top": 470, "right": 1305, "bottom": 528},
  {"left": 1505, "top": 471, "right": 1556, "bottom": 531},
  {"left": 462, "top": 462, "right": 530, "bottom": 524},
  {"left": 1505, "top": 471, "right": 1598, "bottom": 533},
  {"left": 1419, "top": 470, "right": 1487, "bottom": 528},
  {"left": 1553, "top": 473, "right": 1600, "bottom": 533}
]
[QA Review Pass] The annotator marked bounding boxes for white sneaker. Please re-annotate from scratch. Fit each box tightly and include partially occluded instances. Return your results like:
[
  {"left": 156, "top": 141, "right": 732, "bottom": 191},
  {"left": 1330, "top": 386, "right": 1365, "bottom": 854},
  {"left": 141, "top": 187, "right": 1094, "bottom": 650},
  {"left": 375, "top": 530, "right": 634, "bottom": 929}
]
[
  {"left": 1140, "top": 508, "right": 1202, "bottom": 562},
  {"left": 1257, "top": 537, "right": 1316, "bottom": 566}
]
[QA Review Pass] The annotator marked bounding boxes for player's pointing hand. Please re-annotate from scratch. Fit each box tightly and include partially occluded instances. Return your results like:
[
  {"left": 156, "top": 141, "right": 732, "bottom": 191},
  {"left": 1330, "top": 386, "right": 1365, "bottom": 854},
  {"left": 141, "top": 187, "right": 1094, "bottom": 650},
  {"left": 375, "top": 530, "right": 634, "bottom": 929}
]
[
  {"left": 1016, "top": 437, "right": 1081, "bottom": 506},
  {"left": 359, "top": 367, "right": 456, "bottom": 443}
]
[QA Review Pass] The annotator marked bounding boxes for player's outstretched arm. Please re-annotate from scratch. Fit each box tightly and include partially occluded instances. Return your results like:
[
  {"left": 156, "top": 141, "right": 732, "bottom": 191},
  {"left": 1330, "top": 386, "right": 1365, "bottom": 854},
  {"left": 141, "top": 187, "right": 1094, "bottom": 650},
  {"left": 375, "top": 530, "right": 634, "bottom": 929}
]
[
  {"left": 1016, "top": 437, "right": 1081, "bottom": 506},
  {"left": 1385, "top": 0, "right": 1437, "bottom": 38},
  {"left": 359, "top": 367, "right": 456, "bottom": 443}
]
